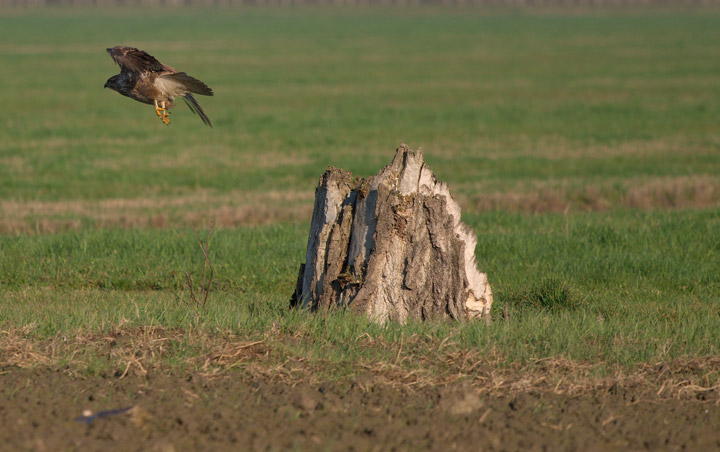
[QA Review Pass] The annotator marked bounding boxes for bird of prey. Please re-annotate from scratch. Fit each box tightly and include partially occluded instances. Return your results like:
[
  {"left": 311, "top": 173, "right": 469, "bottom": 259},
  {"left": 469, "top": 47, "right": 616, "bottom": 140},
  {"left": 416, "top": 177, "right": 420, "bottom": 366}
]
[{"left": 104, "top": 46, "right": 214, "bottom": 127}]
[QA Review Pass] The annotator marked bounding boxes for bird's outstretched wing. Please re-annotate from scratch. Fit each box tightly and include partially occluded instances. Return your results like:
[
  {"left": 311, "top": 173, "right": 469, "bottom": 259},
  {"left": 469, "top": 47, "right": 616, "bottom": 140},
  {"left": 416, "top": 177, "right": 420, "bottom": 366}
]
[
  {"left": 157, "top": 72, "right": 214, "bottom": 96},
  {"left": 106, "top": 46, "right": 167, "bottom": 73}
]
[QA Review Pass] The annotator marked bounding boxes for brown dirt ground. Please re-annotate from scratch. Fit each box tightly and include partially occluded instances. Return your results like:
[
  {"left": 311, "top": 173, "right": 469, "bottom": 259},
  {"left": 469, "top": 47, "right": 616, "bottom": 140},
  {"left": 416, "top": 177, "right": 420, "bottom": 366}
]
[{"left": 2, "top": 366, "right": 720, "bottom": 452}]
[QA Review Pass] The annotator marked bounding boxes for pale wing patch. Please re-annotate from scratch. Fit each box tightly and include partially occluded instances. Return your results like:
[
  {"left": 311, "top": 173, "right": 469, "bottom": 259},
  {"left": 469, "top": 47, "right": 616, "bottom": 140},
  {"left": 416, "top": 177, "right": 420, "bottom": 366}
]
[{"left": 155, "top": 75, "right": 189, "bottom": 97}]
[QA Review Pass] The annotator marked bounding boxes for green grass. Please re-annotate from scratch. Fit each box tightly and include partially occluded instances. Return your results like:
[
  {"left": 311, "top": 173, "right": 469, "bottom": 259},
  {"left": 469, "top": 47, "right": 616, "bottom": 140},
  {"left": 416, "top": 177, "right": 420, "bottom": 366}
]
[
  {"left": 1, "top": 8, "right": 719, "bottom": 207},
  {"left": 1, "top": 7, "right": 720, "bottom": 377},
  {"left": 2, "top": 209, "right": 719, "bottom": 369}
]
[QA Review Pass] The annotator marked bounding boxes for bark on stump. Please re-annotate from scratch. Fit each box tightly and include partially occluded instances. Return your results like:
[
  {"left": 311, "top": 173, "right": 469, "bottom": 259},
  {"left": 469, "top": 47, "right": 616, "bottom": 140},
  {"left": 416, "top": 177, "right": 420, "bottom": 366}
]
[{"left": 290, "top": 144, "right": 493, "bottom": 323}]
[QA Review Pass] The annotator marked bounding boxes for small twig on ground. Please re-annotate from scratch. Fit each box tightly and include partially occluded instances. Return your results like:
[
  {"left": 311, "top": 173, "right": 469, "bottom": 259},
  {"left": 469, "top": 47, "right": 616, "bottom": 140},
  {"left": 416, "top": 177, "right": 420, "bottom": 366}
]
[{"left": 185, "top": 223, "right": 215, "bottom": 312}]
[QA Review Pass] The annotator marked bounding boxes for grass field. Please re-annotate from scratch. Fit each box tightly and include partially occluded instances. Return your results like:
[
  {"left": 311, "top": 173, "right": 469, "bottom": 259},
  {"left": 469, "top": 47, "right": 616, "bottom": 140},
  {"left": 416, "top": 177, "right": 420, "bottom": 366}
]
[
  {"left": 1, "top": 6, "right": 720, "bottom": 387},
  {"left": 3, "top": 7, "right": 720, "bottom": 450}
]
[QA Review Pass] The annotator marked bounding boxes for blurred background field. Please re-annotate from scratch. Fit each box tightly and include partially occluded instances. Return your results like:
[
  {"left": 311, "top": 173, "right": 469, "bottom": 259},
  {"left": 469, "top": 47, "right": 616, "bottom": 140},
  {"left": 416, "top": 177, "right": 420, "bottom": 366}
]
[
  {"left": 1, "top": 6, "right": 719, "bottom": 371},
  {"left": 2, "top": 7, "right": 719, "bottom": 231}
]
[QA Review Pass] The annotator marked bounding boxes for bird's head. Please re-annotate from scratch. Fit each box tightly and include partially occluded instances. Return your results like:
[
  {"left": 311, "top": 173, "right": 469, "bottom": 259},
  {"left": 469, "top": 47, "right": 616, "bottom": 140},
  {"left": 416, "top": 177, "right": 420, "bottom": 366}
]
[{"left": 104, "top": 75, "right": 120, "bottom": 92}]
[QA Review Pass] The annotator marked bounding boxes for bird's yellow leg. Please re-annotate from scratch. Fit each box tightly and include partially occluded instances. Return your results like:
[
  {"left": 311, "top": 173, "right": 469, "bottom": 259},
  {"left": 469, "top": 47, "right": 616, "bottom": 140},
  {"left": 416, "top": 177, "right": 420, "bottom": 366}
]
[
  {"left": 161, "top": 101, "right": 171, "bottom": 126},
  {"left": 153, "top": 100, "right": 165, "bottom": 119}
]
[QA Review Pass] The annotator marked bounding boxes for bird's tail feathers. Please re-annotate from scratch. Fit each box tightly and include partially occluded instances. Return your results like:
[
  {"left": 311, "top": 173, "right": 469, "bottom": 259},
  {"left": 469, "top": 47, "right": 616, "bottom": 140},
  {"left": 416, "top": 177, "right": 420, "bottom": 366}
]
[
  {"left": 183, "top": 94, "right": 213, "bottom": 128},
  {"left": 164, "top": 72, "right": 214, "bottom": 96}
]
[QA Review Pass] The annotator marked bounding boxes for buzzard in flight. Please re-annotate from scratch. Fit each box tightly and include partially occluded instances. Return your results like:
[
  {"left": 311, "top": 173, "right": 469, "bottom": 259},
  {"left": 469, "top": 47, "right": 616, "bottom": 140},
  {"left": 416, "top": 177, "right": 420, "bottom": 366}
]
[{"left": 104, "top": 46, "right": 214, "bottom": 127}]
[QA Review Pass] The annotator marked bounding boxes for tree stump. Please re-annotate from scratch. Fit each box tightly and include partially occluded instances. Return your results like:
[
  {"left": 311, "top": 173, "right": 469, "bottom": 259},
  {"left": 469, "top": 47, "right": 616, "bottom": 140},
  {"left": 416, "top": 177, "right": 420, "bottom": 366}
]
[{"left": 290, "top": 144, "right": 493, "bottom": 323}]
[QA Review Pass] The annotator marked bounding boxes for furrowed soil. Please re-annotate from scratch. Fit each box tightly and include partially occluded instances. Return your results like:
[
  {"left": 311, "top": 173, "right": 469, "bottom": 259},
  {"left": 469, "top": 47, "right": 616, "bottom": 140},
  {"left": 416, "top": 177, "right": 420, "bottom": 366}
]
[{"left": 2, "top": 367, "right": 719, "bottom": 452}]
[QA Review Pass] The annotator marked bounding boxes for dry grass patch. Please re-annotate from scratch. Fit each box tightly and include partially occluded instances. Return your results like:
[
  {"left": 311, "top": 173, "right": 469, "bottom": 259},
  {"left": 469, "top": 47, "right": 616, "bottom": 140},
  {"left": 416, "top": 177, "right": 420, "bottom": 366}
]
[
  {"left": 3, "top": 326, "right": 719, "bottom": 402},
  {"left": 435, "top": 137, "right": 719, "bottom": 161},
  {"left": 0, "top": 136, "right": 163, "bottom": 153},
  {"left": 2, "top": 175, "right": 718, "bottom": 232},
  {"left": 473, "top": 175, "right": 720, "bottom": 213},
  {"left": 0, "top": 156, "right": 27, "bottom": 172},
  {"left": 0, "top": 189, "right": 314, "bottom": 234}
]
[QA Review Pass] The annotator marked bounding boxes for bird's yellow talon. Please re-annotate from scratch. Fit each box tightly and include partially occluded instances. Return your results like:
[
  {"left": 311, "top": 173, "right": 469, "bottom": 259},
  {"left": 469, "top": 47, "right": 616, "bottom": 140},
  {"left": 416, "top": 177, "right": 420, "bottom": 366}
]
[{"left": 155, "top": 106, "right": 164, "bottom": 118}]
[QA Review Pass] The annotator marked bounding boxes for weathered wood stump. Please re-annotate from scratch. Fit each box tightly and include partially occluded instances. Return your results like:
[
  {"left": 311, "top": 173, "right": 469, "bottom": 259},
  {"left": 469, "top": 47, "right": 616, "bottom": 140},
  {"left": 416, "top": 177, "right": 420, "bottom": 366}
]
[{"left": 290, "top": 144, "right": 493, "bottom": 323}]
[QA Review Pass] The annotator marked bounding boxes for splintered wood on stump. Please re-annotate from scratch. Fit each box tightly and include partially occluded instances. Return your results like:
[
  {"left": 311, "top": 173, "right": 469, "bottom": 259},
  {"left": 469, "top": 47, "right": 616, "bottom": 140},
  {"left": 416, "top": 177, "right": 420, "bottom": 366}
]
[{"left": 290, "top": 144, "right": 493, "bottom": 323}]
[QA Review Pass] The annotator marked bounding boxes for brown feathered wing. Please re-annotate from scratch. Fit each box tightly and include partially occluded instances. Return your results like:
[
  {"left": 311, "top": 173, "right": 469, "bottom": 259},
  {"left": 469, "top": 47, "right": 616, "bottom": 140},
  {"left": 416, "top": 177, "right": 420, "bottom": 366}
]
[{"left": 107, "top": 46, "right": 167, "bottom": 73}]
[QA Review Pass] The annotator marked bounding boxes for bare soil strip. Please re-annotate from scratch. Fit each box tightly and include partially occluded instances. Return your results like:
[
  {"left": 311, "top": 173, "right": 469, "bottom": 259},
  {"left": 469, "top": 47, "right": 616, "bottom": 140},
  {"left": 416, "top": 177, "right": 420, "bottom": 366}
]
[
  {"left": 2, "top": 367, "right": 720, "bottom": 452},
  {"left": 2, "top": 326, "right": 720, "bottom": 452}
]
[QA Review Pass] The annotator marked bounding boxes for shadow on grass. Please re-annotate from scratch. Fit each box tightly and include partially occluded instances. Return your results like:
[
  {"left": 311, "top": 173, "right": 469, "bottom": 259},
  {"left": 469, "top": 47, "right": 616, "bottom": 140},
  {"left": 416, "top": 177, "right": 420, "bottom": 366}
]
[{"left": 498, "top": 278, "right": 582, "bottom": 314}]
